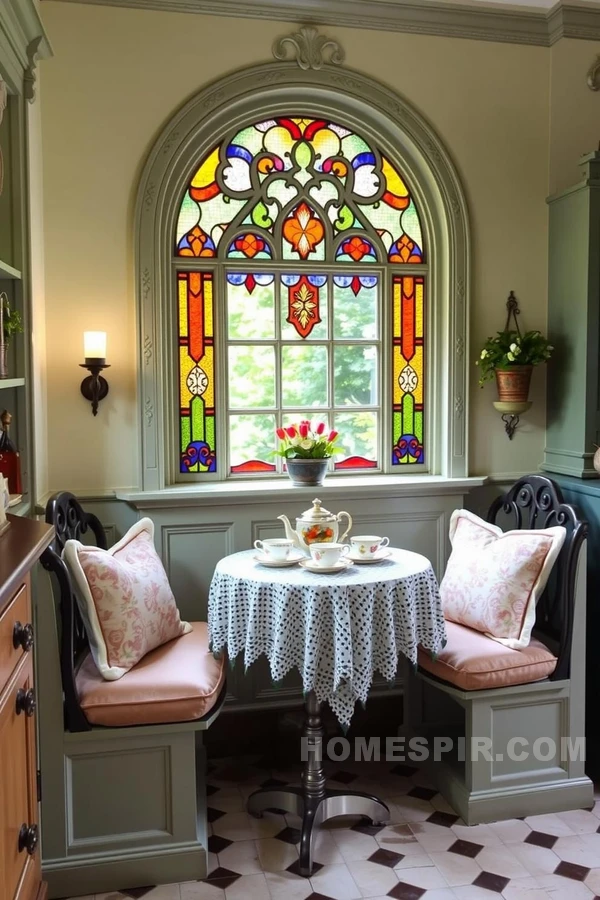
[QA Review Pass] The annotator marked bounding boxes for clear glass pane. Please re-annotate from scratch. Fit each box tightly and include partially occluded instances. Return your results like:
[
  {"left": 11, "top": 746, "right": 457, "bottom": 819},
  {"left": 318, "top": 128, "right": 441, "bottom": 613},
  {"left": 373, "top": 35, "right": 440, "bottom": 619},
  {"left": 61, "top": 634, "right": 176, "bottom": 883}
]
[
  {"left": 229, "top": 414, "right": 277, "bottom": 470},
  {"left": 333, "top": 277, "right": 378, "bottom": 340},
  {"left": 228, "top": 345, "right": 275, "bottom": 408},
  {"left": 227, "top": 276, "right": 275, "bottom": 340},
  {"left": 280, "top": 274, "right": 328, "bottom": 341},
  {"left": 334, "top": 411, "right": 378, "bottom": 466},
  {"left": 334, "top": 345, "right": 378, "bottom": 406},
  {"left": 281, "top": 345, "right": 328, "bottom": 408}
]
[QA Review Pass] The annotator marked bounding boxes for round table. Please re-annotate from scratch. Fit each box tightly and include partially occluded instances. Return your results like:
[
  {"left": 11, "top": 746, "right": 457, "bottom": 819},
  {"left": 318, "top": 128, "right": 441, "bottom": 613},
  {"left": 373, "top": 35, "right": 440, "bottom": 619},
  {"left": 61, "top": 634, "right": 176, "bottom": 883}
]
[{"left": 208, "top": 546, "right": 445, "bottom": 877}]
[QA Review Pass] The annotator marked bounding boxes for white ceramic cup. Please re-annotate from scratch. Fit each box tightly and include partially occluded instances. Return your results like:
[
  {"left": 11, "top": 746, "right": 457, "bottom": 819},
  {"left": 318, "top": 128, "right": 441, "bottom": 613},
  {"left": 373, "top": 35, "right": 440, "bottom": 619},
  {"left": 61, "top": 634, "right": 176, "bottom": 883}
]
[
  {"left": 254, "top": 538, "right": 294, "bottom": 561},
  {"left": 309, "top": 542, "right": 350, "bottom": 568},
  {"left": 350, "top": 535, "right": 390, "bottom": 558}
]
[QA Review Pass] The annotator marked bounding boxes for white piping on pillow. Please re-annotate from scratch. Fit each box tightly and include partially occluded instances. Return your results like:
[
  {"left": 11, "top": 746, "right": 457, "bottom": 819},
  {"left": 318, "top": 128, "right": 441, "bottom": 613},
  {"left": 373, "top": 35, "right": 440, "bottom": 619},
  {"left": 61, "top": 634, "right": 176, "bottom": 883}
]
[
  {"left": 440, "top": 509, "right": 566, "bottom": 650},
  {"left": 63, "top": 517, "right": 192, "bottom": 680}
]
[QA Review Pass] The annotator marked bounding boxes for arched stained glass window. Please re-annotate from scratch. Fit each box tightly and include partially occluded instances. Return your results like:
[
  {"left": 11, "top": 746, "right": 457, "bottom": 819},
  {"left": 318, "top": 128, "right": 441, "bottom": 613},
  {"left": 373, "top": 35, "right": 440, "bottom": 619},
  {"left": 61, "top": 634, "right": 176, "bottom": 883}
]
[{"left": 175, "top": 116, "right": 427, "bottom": 477}]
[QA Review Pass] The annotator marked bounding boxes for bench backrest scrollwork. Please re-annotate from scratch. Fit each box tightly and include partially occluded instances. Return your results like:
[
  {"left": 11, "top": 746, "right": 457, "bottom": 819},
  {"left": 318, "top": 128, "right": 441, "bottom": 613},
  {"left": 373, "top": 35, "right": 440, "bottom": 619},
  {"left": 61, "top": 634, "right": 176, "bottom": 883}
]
[{"left": 41, "top": 491, "right": 107, "bottom": 732}]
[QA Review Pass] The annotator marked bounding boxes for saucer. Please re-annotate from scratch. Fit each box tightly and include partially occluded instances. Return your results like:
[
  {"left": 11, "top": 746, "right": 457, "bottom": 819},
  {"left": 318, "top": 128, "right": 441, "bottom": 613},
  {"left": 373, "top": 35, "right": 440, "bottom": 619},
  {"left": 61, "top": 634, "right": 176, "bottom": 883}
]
[
  {"left": 254, "top": 551, "right": 304, "bottom": 568},
  {"left": 347, "top": 547, "right": 392, "bottom": 564},
  {"left": 299, "top": 557, "right": 353, "bottom": 574}
]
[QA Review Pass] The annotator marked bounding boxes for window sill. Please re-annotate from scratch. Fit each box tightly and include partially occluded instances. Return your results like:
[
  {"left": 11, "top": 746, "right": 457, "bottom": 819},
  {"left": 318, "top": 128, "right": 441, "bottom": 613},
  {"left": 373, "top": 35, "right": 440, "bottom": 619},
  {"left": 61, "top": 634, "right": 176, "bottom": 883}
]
[{"left": 116, "top": 474, "right": 487, "bottom": 509}]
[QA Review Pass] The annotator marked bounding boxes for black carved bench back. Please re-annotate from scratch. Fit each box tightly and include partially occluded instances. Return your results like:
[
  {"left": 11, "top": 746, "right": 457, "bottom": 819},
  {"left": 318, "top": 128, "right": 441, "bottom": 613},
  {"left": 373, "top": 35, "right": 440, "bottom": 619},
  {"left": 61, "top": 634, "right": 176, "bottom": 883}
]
[
  {"left": 41, "top": 492, "right": 107, "bottom": 732},
  {"left": 487, "top": 475, "right": 586, "bottom": 681}
]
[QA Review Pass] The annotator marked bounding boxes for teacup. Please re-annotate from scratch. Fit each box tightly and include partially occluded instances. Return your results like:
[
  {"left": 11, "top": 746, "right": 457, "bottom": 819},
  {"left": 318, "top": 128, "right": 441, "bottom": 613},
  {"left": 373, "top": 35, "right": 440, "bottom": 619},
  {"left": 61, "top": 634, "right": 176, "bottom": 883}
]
[
  {"left": 309, "top": 542, "right": 350, "bottom": 568},
  {"left": 254, "top": 538, "right": 295, "bottom": 561},
  {"left": 350, "top": 535, "right": 390, "bottom": 558}
]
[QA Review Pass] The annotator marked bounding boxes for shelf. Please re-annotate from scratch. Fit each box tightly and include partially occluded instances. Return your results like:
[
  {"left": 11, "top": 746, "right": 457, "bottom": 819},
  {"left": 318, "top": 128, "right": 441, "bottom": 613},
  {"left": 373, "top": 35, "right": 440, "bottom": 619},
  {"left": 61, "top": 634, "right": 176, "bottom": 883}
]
[
  {"left": 7, "top": 499, "right": 31, "bottom": 517},
  {"left": 0, "top": 259, "right": 21, "bottom": 280},
  {"left": 0, "top": 378, "right": 24, "bottom": 389}
]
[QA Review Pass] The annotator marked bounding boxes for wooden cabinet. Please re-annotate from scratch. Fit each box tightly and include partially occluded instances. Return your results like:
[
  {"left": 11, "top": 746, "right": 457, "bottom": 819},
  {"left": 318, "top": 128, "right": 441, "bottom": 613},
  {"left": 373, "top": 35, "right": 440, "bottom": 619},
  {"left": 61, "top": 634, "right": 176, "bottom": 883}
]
[{"left": 0, "top": 515, "right": 54, "bottom": 900}]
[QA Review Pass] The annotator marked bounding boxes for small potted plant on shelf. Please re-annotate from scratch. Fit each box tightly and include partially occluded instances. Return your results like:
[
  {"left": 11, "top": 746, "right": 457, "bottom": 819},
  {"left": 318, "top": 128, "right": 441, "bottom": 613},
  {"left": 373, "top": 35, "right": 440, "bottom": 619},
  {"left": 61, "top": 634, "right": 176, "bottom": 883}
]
[
  {"left": 273, "top": 420, "right": 343, "bottom": 486},
  {"left": 476, "top": 328, "right": 553, "bottom": 402},
  {"left": 0, "top": 293, "right": 23, "bottom": 379}
]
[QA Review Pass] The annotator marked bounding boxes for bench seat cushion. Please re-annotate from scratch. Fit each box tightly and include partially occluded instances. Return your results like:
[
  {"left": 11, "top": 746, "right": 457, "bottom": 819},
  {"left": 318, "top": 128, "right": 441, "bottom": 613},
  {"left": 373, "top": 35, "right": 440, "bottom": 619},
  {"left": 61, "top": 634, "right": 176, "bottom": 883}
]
[
  {"left": 418, "top": 621, "right": 557, "bottom": 691},
  {"left": 76, "top": 622, "right": 226, "bottom": 726}
]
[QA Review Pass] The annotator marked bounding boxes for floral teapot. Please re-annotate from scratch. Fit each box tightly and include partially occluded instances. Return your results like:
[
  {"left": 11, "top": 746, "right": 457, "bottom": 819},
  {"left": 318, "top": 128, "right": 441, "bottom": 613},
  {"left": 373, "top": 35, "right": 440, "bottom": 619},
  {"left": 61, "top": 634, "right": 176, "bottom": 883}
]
[{"left": 278, "top": 498, "right": 352, "bottom": 553}]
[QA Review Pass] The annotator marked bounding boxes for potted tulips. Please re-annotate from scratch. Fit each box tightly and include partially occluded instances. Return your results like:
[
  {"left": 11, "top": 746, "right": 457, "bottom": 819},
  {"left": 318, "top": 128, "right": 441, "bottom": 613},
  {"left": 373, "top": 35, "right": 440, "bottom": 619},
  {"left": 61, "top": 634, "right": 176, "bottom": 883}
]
[{"left": 274, "top": 420, "right": 343, "bottom": 486}]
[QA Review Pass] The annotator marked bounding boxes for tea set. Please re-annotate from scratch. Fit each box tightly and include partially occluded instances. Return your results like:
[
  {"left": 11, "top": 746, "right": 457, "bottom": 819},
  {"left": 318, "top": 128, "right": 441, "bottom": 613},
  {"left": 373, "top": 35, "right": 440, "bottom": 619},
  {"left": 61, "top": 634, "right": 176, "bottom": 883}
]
[{"left": 253, "top": 498, "right": 392, "bottom": 573}]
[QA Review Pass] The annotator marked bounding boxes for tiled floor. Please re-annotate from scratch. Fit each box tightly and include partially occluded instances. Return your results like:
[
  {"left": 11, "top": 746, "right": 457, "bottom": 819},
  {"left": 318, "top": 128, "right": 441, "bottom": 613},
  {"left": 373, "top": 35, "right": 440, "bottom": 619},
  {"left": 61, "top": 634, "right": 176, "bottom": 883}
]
[{"left": 72, "top": 757, "right": 600, "bottom": 900}]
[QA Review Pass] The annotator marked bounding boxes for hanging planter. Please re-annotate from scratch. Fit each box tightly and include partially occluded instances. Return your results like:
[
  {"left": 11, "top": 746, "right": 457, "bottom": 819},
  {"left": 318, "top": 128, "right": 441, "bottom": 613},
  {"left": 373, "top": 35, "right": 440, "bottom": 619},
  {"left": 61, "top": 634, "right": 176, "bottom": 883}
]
[
  {"left": 476, "top": 292, "right": 553, "bottom": 439},
  {"left": 495, "top": 365, "right": 533, "bottom": 404}
]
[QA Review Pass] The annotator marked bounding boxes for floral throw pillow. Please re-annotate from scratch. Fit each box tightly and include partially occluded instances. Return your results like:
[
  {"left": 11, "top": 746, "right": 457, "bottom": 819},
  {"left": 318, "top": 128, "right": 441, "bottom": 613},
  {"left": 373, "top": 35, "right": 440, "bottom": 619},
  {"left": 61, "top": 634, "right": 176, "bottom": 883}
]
[
  {"left": 440, "top": 509, "right": 566, "bottom": 650},
  {"left": 63, "top": 518, "right": 192, "bottom": 680}
]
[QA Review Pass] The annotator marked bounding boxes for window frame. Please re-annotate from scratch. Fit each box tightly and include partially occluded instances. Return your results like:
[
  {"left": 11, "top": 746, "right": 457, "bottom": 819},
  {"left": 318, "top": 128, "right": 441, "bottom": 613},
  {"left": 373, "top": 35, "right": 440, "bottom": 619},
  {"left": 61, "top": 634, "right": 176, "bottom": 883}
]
[{"left": 136, "top": 64, "right": 470, "bottom": 492}]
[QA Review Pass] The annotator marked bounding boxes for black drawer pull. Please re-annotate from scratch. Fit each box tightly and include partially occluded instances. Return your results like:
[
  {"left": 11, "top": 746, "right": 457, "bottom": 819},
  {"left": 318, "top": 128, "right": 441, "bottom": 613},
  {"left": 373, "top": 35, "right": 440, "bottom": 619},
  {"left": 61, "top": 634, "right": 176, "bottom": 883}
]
[
  {"left": 18, "top": 824, "right": 38, "bottom": 856},
  {"left": 13, "top": 622, "right": 34, "bottom": 652},
  {"left": 15, "top": 688, "right": 36, "bottom": 718}
]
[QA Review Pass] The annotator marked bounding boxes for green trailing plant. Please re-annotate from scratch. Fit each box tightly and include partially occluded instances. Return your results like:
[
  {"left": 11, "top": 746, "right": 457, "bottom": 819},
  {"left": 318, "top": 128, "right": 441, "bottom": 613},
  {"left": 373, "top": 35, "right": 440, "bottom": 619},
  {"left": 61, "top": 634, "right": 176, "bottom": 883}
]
[
  {"left": 0, "top": 294, "right": 23, "bottom": 344},
  {"left": 475, "top": 330, "right": 553, "bottom": 387}
]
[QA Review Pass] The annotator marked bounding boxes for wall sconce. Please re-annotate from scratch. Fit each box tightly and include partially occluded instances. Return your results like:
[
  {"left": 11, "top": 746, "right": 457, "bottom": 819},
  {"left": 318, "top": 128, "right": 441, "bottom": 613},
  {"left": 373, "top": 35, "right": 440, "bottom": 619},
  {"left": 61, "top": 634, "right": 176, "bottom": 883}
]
[{"left": 80, "top": 331, "right": 110, "bottom": 416}]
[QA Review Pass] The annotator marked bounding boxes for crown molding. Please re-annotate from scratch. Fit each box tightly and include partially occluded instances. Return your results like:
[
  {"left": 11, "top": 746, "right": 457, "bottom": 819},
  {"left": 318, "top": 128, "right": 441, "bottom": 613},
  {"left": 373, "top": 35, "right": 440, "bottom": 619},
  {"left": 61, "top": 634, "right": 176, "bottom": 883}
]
[
  {"left": 40, "top": 0, "right": 577, "bottom": 47},
  {"left": 0, "top": 0, "right": 52, "bottom": 96},
  {"left": 44, "top": 0, "right": 600, "bottom": 46},
  {"left": 548, "top": 1, "right": 600, "bottom": 43}
]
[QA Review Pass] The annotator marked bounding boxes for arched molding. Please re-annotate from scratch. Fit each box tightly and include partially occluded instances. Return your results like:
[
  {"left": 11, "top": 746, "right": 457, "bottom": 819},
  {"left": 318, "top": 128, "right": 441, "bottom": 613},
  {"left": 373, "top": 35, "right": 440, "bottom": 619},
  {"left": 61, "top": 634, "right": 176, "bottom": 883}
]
[{"left": 135, "top": 60, "right": 470, "bottom": 490}]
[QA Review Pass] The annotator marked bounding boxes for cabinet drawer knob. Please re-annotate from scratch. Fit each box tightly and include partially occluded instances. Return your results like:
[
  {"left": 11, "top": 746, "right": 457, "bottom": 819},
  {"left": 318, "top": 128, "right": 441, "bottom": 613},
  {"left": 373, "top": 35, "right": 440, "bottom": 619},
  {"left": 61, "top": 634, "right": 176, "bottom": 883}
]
[
  {"left": 13, "top": 622, "right": 34, "bottom": 652},
  {"left": 15, "top": 688, "right": 36, "bottom": 717},
  {"left": 18, "top": 824, "right": 38, "bottom": 856}
]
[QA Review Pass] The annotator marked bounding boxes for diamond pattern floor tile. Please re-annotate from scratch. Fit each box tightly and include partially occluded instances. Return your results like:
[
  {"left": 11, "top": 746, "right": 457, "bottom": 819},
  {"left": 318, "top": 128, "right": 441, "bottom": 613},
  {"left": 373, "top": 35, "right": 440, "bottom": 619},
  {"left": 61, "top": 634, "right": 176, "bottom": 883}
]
[{"left": 72, "top": 758, "right": 600, "bottom": 900}]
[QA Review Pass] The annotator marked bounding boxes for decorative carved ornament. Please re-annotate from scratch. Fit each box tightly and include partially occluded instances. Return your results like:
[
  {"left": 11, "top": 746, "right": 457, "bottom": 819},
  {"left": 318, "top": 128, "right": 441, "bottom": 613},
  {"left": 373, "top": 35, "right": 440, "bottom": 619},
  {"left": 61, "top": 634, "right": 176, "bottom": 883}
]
[
  {"left": 24, "top": 36, "right": 43, "bottom": 102},
  {"left": 272, "top": 25, "right": 345, "bottom": 70},
  {"left": 587, "top": 54, "right": 600, "bottom": 90}
]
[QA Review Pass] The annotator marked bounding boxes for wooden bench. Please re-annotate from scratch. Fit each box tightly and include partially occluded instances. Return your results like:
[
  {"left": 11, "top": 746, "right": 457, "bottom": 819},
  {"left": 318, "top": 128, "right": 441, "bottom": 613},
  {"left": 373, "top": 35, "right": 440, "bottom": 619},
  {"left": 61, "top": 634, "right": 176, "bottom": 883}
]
[
  {"left": 409, "top": 475, "right": 594, "bottom": 824},
  {"left": 37, "top": 492, "right": 226, "bottom": 898}
]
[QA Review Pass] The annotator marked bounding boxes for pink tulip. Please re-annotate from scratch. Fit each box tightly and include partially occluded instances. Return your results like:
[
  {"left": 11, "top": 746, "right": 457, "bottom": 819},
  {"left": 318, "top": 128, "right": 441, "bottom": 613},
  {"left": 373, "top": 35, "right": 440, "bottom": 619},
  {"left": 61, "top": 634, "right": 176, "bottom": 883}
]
[
  {"left": 276, "top": 427, "right": 286, "bottom": 440},
  {"left": 299, "top": 422, "right": 309, "bottom": 438},
  {"left": 315, "top": 422, "right": 325, "bottom": 435},
  {"left": 285, "top": 426, "right": 296, "bottom": 438},
  {"left": 328, "top": 430, "right": 338, "bottom": 442}
]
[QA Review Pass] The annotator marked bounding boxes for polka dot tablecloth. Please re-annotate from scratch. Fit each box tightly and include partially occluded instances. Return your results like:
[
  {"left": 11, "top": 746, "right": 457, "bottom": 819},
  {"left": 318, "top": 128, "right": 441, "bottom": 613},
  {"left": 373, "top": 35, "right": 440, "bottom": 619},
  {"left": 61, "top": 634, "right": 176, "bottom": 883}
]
[{"left": 208, "top": 547, "right": 446, "bottom": 727}]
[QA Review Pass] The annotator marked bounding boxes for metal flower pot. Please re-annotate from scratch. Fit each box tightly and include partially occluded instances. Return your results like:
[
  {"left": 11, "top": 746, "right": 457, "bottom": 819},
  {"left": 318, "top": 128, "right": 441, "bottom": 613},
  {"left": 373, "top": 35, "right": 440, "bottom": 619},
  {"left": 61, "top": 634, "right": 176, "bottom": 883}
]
[{"left": 285, "top": 458, "right": 330, "bottom": 487}]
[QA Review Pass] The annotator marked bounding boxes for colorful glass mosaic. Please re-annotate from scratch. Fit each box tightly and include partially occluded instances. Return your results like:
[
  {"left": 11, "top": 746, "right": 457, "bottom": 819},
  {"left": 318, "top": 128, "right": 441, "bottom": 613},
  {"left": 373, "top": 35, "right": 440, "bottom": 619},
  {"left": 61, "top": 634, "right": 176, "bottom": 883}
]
[
  {"left": 392, "top": 276, "right": 425, "bottom": 465},
  {"left": 175, "top": 118, "right": 424, "bottom": 262},
  {"left": 175, "top": 117, "right": 427, "bottom": 476},
  {"left": 178, "top": 271, "right": 217, "bottom": 472}
]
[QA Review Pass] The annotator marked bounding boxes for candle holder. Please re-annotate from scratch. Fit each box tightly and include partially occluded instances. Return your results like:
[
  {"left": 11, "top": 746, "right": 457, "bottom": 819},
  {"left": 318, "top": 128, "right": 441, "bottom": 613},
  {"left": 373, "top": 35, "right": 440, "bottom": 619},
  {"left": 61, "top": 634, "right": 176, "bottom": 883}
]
[{"left": 80, "top": 358, "right": 110, "bottom": 416}]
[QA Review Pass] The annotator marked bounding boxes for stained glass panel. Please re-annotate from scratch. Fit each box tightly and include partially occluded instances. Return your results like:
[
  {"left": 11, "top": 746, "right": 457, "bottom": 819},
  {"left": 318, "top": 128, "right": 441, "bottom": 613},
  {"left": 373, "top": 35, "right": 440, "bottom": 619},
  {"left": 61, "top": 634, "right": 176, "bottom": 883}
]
[
  {"left": 280, "top": 274, "right": 328, "bottom": 341},
  {"left": 175, "top": 117, "right": 424, "bottom": 263},
  {"left": 178, "top": 271, "right": 216, "bottom": 473},
  {"left": 175, "top": 117, "right": 428, "bottom": 479},
  {"left": 392, "top": 275, "right": 425, "bottom": 465}
]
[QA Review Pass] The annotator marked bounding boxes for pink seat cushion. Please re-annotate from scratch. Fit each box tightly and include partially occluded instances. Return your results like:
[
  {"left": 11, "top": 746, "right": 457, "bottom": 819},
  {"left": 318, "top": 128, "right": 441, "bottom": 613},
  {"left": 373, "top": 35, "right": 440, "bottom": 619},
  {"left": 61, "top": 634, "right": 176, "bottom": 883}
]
[
  {"left": 418, "top": 620, "right": 557, "bottom": 691},
  {"left": 76, "top": 622, "right": 226, "bottom": 726}
]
